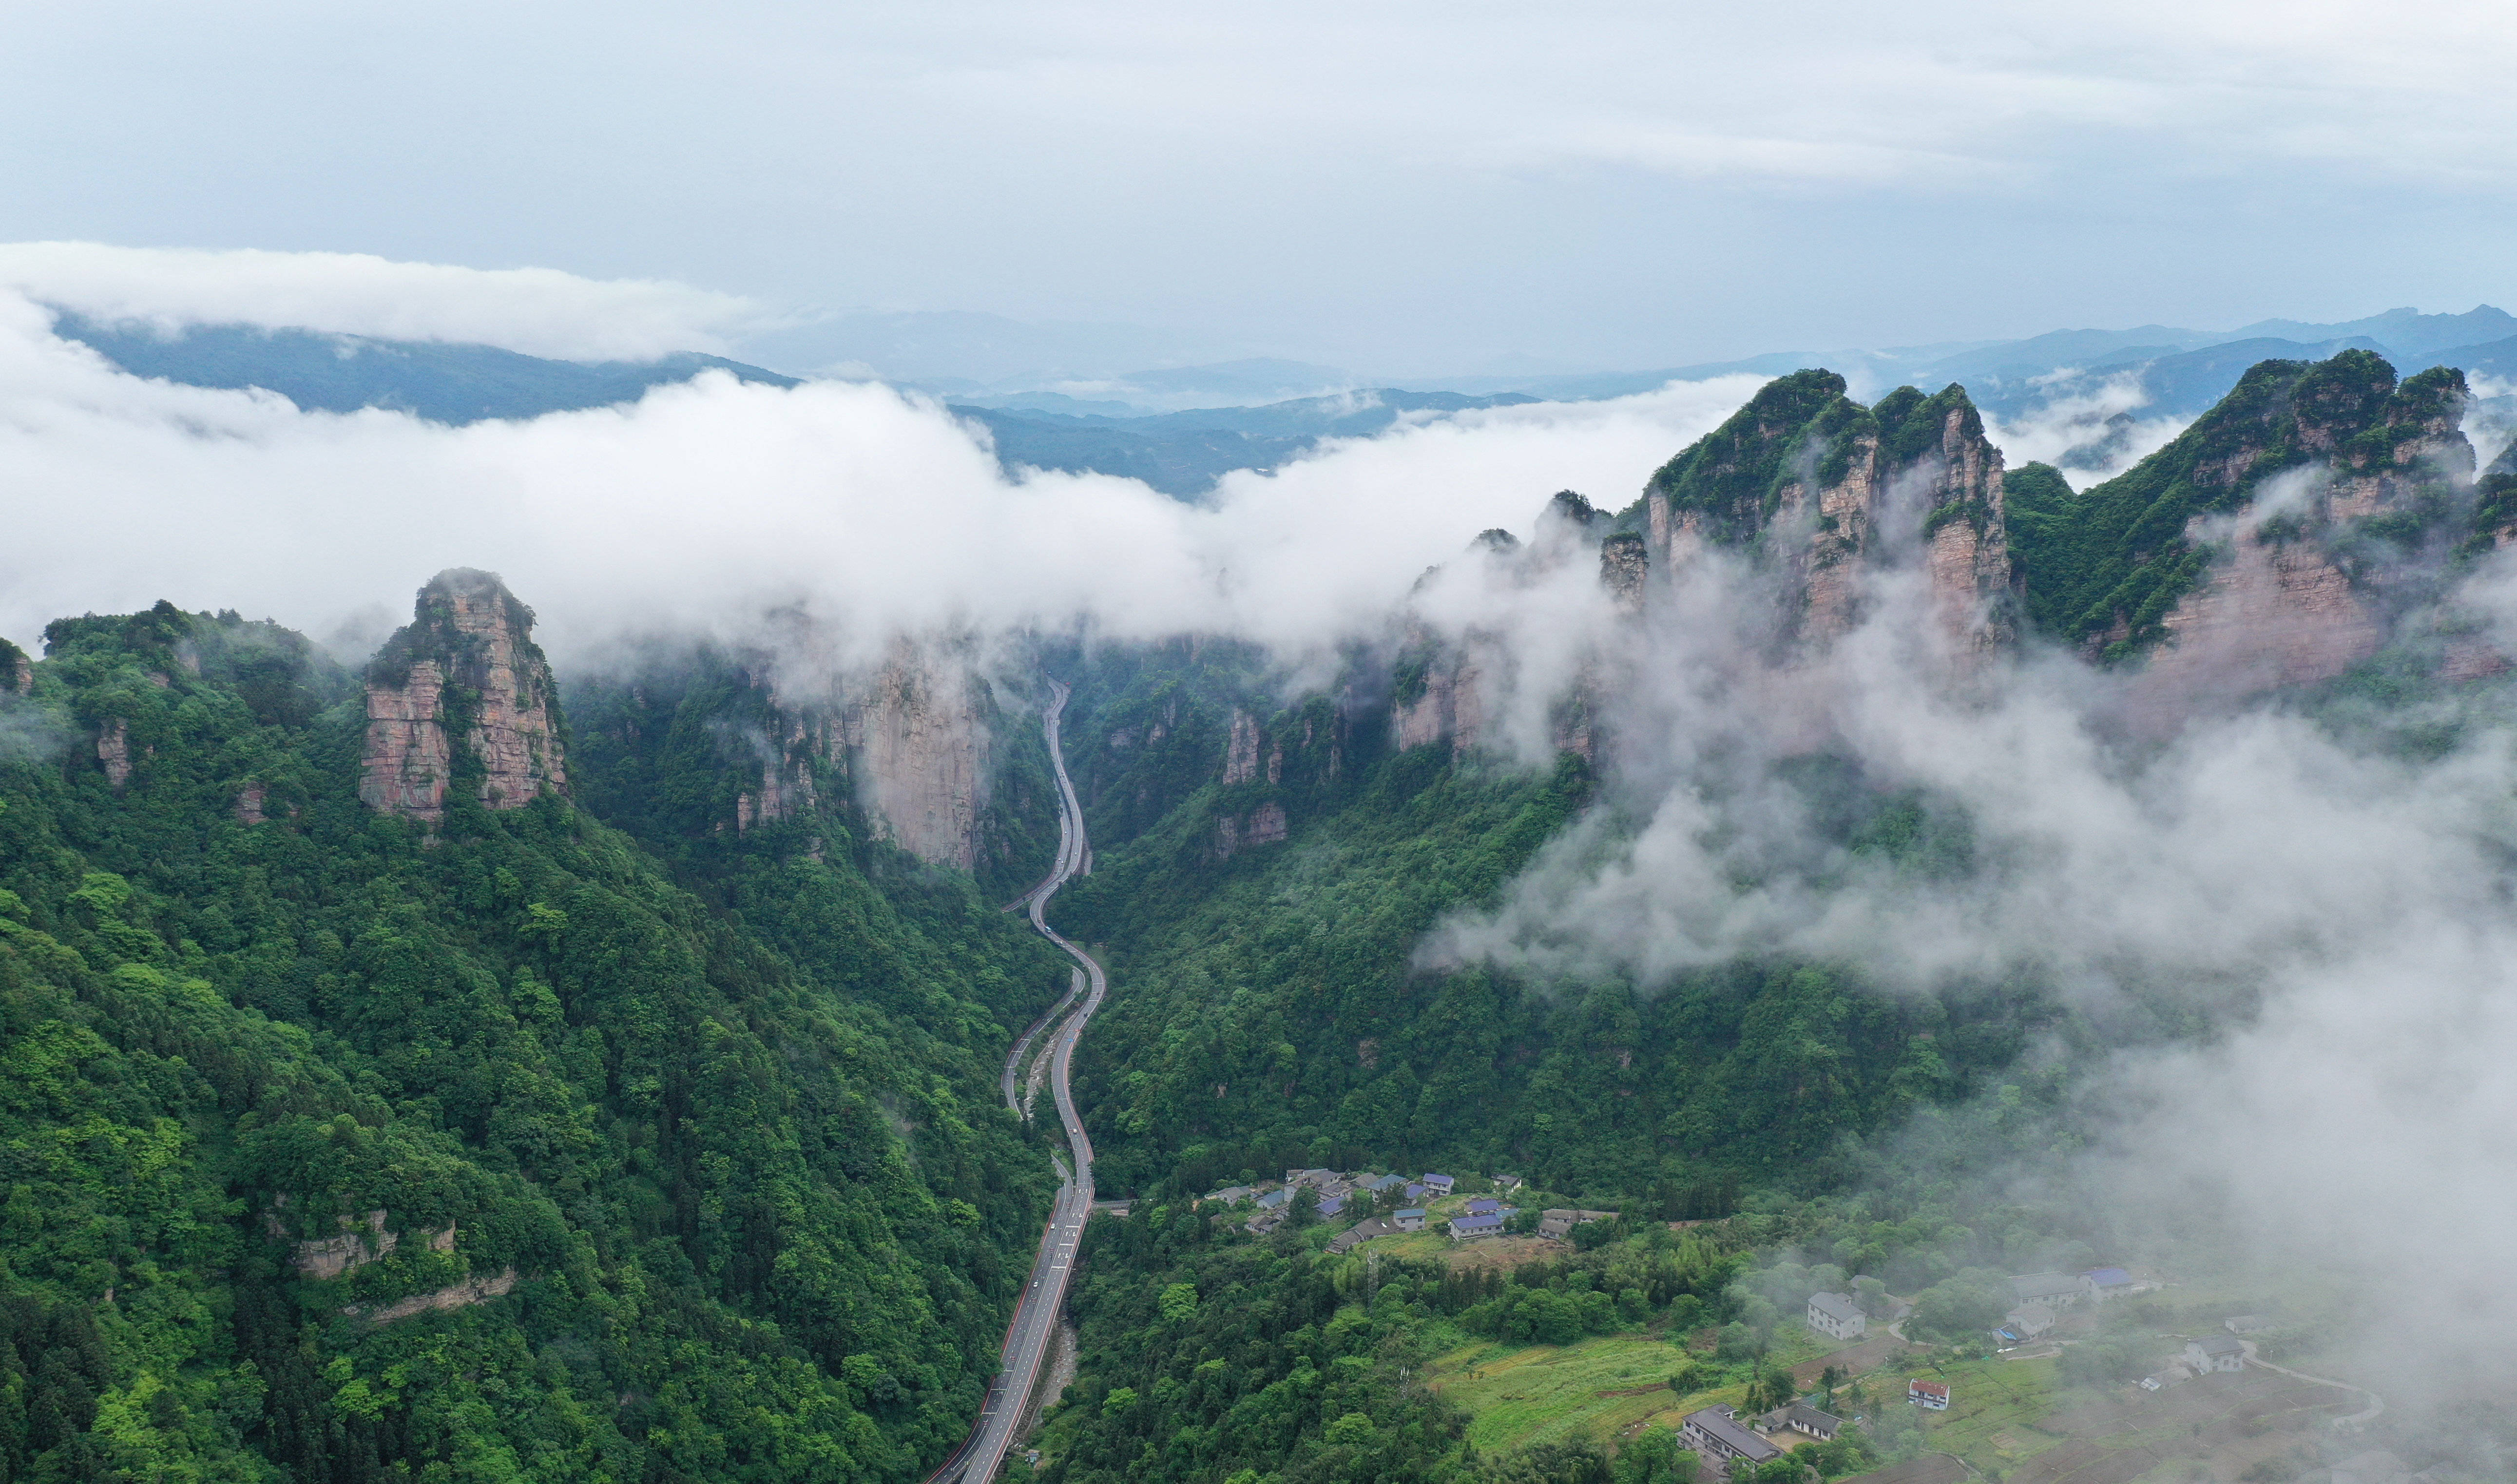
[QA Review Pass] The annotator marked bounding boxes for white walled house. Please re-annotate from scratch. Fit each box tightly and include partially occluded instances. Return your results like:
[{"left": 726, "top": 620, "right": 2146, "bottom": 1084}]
[
  {"left": 1807, "top": 1291, "right": 1867, "bottom": 1339},
  {"left": 2184, "top": 1334, "right": 2245, "bottom": 1374}
]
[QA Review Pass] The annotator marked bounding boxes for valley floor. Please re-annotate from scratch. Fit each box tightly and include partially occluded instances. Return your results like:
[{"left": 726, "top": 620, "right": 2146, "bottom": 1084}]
[{"left": 1420, "top": 1322, "right": 2363, "bottom": 1484}]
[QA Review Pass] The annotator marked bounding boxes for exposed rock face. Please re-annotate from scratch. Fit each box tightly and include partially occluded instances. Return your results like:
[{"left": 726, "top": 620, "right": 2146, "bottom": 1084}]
[
  {"left": 360, "top": 570, "right": 567, "bottom": 823},
  {"left": 844, "top": 648, "right": 990, "bottom": 870},
  {"left": 235, "top": 782, "right": 267, "bottom": 825},
  {"left": 347, "top": 1268, "right": 517, "bottom": 1325},
  {"left": 1600, "top": 533, "right": 1648, "bottom": 613},
  {"left": 2133, "top": 529, "right": 2385, "bottom": 710},
  {"left": 1222, "top": 708, "right": 1264, "bottom": 784},
  {"left": 1641, "top": 374, "right": 2013, "bottom": 656},
  {"left": 281, "top": 1208, "right": 395, "bottom": 1281},
  {"left": 96, "top": 718, "right": 132, "bottom": 789},
  {"left": 2085, "top": 355, "right": 2479, "bottom": 719},
  {"left": 361, "top": 660, "right": 454, "bottom": 817},
  {"left": 1215, "top": 802, "right": 1287, "bottom": 859},
  {"left": 1, "top": 641, "right": 31, "bottom": 693},
  {"left": 1390, "top": 652, "right": 1483, "bottom": 757}
]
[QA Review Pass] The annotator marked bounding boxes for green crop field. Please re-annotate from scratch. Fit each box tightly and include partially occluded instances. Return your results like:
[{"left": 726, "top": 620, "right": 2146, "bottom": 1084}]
[
  {"left": 1911, "top": 1357, "right": 2069, "bottom": 1472},
  {"left": 1425, "top": 1334, "right": 1751, "bottom": 1452}
]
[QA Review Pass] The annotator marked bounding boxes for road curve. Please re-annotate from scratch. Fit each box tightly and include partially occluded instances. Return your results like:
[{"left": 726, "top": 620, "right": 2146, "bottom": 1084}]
[{"left": 927, "top": 680, "right": 1106, "bottom": 1484}]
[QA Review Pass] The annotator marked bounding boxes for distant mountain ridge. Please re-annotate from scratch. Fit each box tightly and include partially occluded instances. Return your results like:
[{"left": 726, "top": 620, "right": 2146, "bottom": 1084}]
[
  {"left": 47, "top": 299, "right": 2517, "bottom": 501},
  {"left": 51, "top": 311, "right": 799, "bottom": 423},
  {"left": 954, "top": 389, "right": 1539, "bottom": 497}
]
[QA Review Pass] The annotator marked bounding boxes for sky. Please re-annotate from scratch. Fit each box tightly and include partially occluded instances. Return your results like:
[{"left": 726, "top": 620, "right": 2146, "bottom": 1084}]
[{"left": 5, "top": 1, "right": 2516, "bottom": 374}]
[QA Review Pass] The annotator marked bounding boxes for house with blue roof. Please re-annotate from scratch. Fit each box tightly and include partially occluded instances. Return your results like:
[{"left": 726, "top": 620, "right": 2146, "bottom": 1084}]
[
  {"left": 1448, "top": 1212, "right": 1506, "bottom": 1240},
  {"left": 2080, "top": 1267, "right": 2135, "bottom": 1300},
  {"left": 1394, "top": 1208, "right": 1427, "bottom": 1231}
]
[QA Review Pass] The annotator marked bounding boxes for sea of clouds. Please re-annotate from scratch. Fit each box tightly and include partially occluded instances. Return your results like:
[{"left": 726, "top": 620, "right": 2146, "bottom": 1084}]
[{"left": 5, "top": 243, "right": 2512, "bottom": 1431}]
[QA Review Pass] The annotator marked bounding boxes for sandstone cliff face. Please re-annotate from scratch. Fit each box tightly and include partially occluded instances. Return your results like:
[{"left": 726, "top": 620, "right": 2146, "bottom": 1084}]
[
  {"left": 361, "top": 660, "right": 455, "bottom": 817},
  {"left": 345, "top": 1268, "right": 518, "bottom": 1325},
  {"left": 1214, "top": 802, "right": 1288, "bottom": 859},
  {"left": 2105, "top": 358, "right": 2478, "bottom": 720},
  {"left": 1642, "top": 376, "right": 2014, "bottom": 658},
  {"left": 1600, "top": 533, "right": 1648, "bottom": 614},
  {"left": 1222, "top": 708, "right": 1266, "bottom": 784},
  {"left": 845, "top": 653, "right": 990, "bottom": 870},
  {"left": 360, "top": 570, "right": 568, "bottom": 823},
  {"left": 1390, "top": 651, "right": 1484, "bottom": 757},
  {"left": 96, "top": 718, "right": 132, "bottom": 789}
]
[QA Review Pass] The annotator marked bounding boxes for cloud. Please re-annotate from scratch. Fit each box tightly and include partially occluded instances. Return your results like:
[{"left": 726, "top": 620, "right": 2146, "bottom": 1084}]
[
  {"left": 1418, "top": 518, "right": 2517, "bottom": 1410},
  {"left": 0, "top": 242, "right": 757, "bottom": 361},
  {"left": 1491, "top": 122, "right": 2004, "bottom": 189},
  {"left": 1983, "top": 372, "right": 2192, "bottom": 487},
  {"left": 0, "top": 287, "right": 1758, "bottom": 672},
  {"left": 5, "top": 237, "right": 2516, "bottom": 1416}
]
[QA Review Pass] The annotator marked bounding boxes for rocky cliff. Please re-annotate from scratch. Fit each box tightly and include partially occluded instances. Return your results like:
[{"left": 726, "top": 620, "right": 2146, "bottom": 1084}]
[
  {"left": 702, "top": 639, "right": 999, "bottom": 871},
  {"left": 843, "top": 647, "right": 992, "bottom": 870},
  {"left": 1998, "top": 351, "right": 2479, "bottom": 718},
  {"left": 360, "top": 569, "right": 568, "bottom": 823},
  {"left": 1382, "top": 493, "right": 1633, "bottom": 760},
  {"left": 1639, "top": 374, "right": 2014, "bottom": 655}
]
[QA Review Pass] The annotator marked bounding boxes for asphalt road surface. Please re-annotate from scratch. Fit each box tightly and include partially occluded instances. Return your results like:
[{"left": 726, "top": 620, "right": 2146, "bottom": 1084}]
[{"left": 927, "top": 680, "right": 1105, "bottom": 1484}]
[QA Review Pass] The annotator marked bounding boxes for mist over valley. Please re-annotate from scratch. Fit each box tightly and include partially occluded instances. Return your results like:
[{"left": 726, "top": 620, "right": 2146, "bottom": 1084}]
[{"left": 6, "top": 5, "right": 2517, "bottom": 1480}]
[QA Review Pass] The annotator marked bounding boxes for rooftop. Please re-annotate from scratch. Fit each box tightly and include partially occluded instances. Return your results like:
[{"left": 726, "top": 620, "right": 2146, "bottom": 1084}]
[
  {"left": 1449, "top": 1213, "right": 1506, "bottom": 1233},
  {"left": 1684, "top": 1407, "right": 1778, "bottom": 1461},
  {"left": 2084, "top": 1267, "right": 2133, "bottom": 1286},
  {"left": 1808, "top": 1291, "right": 1863, "bottom": 1323}
]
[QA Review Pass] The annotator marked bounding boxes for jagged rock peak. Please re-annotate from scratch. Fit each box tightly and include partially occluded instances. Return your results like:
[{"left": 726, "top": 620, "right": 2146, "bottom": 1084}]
[
  {"left": 359, "top": 568, "right": 568, "bottom": 822},
  {"left": 1639, "top": 372, "right": 2013, "bottom": 651},
  {"left": 2016, "top": 351, "right": 2473, "bottom": 667},
  {"left": 1599, "top": 532, "right": 1647, "bottom": 613}
]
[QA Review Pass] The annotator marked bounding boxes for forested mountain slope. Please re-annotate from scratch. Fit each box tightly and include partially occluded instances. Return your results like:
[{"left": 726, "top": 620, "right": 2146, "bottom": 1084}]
[{"left": 0, "top": 585, "right": 1067, "bottom": 1481}]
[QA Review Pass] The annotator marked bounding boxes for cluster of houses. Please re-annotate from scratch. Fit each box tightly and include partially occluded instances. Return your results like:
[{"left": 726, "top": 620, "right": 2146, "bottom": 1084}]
[
  {"left": 1992, "top": 1267, "right": 2145, "bottom": 1348},
  {"left": 1680, "top": 1401, "right": 1855, "bottom": 1477},
  {"left": 1209, "top": 1168, "right": 1515, "bottom": 1237}
]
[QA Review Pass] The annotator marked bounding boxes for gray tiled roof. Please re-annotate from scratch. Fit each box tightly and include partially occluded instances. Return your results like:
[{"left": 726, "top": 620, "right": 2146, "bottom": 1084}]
[
  {"left": 1808, "top": 1291, "right": 1863, "bottom": 1324},
  {"left": 1683, "top": 1408, "right": 1778, "bottom": 1462}
]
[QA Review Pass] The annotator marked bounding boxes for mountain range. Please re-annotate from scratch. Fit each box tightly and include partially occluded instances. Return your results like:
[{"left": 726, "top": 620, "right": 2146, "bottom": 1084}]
[
  {"left": 45, "top": 303, "right": 2517, "bottom": 498},
  {"left": 1, "top": 342, "right": 2509, "bottom": 1479}
]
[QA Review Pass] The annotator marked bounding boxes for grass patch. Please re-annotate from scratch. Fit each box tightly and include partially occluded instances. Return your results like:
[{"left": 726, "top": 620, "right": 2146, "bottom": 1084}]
[
  {"left": 1426, "top": 1333, "right": 1733, "bottom": 1452},
  {"left": 1915, "top": 1357, "right": 2067, "bottom": 1472}
]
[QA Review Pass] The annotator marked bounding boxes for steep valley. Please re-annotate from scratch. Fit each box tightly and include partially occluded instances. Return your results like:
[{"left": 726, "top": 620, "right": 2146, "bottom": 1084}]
[{"left": 2, "top": 346, "right": 2514, "bottom": 1484}]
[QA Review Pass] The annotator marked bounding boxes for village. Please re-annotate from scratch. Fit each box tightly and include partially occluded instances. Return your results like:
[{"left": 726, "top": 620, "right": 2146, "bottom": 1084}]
[
  {"left": 1197, "top": 1166, "right": 1625, "bottom": 1254},
  {"left": 1189, "top": 1173, "right": 2409, "bottom": 1484}
]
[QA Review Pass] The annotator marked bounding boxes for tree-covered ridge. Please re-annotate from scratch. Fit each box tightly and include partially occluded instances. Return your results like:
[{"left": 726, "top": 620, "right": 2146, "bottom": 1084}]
[
  {"left": 0, "top": 601, "right": 1068, "bottom": 1481},
  {"left": 1038, "top": 1197, "right": 1754, "bottom": 1484},
  {"left": 2462, "top": 436, "right": 2517, "bottom": 557},
  {"left": 2003, "top": 349, "right": 2469, "bottom": 657},
  {"left": 1048, "top": 666, "right": 2043, "bottom": 1207},
  {"left": 1640, "top": 371, "right": 1860, "bottom": 544},
  {"left": 1635, "top": 374, "right": 1993, "bottom": 549}
]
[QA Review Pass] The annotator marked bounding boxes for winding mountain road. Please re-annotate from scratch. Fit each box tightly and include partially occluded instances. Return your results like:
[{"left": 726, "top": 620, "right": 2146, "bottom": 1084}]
[{"left": 927, "top": 680, "right": 1105, "bottom": 1484}]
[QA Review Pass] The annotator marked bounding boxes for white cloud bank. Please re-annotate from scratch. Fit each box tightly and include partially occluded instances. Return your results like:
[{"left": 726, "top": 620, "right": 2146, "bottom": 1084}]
[
  {"left": 0, "top": 242, "right": 756, "bottom": 361},
  {"left": 0, "top": 279, "right": 1758, "bottom": 666}
]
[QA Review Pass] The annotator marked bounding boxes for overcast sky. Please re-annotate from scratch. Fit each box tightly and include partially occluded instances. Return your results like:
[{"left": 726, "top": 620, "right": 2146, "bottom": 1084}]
[{"left": 4, "top": 0, "right": 2511, "bottom": 374}]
